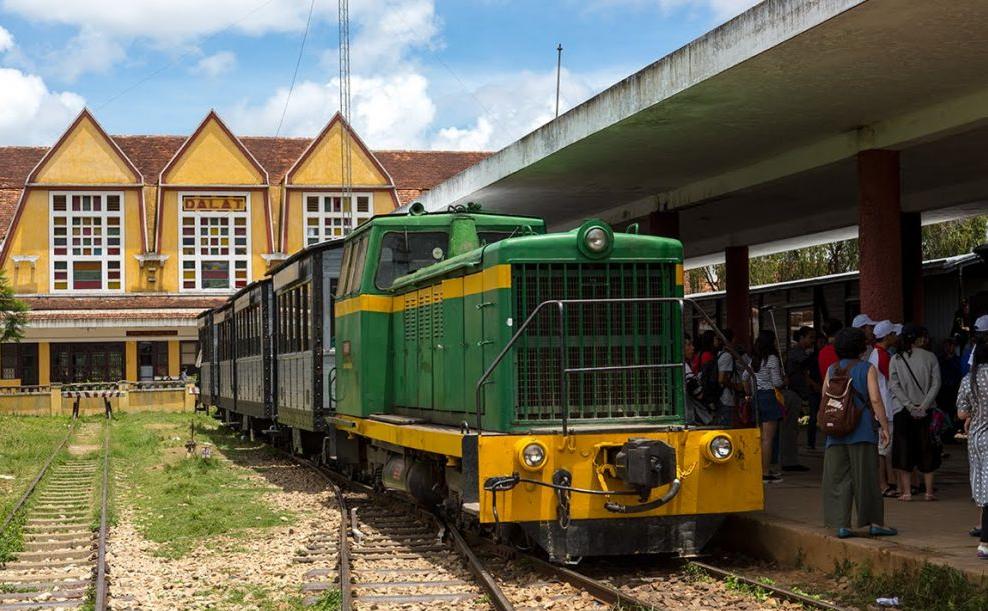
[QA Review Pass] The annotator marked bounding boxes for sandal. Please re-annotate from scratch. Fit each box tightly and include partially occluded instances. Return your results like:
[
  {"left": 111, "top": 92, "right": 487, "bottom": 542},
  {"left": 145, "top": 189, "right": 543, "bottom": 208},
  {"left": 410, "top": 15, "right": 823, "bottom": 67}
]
[
  {"left": 882, "top": 486, "right": 901, "bottom": 498},
  {"left": 925, "top": 493, "right": 938, "bottom": 501},
  {"left": 898, "top": 494, "right": 912, "bottom": 502}
]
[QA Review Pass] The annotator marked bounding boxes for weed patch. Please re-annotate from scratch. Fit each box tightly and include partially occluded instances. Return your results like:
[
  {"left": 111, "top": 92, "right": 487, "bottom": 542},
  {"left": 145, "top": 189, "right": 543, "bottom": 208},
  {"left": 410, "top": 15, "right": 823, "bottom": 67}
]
[
  {"left": 834, "top": 560, "right": 988, "bottom": 611},
  {"left": 113, "top": 412, "right": 290, "bottom": 558}
]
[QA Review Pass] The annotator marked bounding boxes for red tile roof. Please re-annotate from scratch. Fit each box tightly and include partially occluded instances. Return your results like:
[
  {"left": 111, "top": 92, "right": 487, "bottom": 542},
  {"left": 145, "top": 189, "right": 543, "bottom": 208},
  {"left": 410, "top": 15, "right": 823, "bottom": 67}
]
[
  {"left": 0, "top": 136, "right": 490, "bottom": 239},
  {"left": 20, "top": 295, "right": 228, "bottom": 311}
]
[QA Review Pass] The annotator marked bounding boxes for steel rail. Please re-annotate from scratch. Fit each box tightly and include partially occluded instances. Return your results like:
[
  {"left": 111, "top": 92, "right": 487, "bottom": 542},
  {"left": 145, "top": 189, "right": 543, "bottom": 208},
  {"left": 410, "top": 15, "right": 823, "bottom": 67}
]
[
  {"left": 0, "top": 420, "right": 75, "bottom": 537},
  {"left": 446, "top": 521, "right": 515, "bottom": 611},
  {"left": 506, "top": 548, "right": 656, "bottom": 610},
  {"left": 93, "top": 420, "right": 111, "bottom": 610},
  {"left": 285, "top": 451, "right": 514, "bottom": 611},
  {"left": 284, "top": 454, "right": 352, "bottom": 611},
  {"left": 689, "top": 561, "right": 846, "bottom": 610}
]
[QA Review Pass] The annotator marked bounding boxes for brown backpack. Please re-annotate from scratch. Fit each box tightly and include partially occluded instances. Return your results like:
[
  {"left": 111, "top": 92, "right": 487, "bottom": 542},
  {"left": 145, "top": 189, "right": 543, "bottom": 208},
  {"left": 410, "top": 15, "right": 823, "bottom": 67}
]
[{"left": 817, "top": 360, "right": 864, "bottom": 437}]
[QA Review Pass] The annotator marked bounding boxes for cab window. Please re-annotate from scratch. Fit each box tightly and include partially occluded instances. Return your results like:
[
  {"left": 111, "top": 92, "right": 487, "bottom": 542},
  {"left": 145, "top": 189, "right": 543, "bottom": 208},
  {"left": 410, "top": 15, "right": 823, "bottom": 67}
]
[{"left": 375, "top": 231, "right": 448, "bottom": 289}]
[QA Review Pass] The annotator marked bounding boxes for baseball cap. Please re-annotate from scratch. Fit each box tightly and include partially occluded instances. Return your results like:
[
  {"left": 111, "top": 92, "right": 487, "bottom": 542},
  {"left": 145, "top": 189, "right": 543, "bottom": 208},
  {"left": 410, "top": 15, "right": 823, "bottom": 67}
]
[
  {"left": 893, "top": 323, "right": 903, "bottom": 335},
  {"left": 874, "top": 320, "right": 896, "bottom": 339},
  {"left": 852, "top": 314, "right": 877, "bottom": 329},
  {"left": 976, "top": 314, "right": 988, "bottom": 333}
]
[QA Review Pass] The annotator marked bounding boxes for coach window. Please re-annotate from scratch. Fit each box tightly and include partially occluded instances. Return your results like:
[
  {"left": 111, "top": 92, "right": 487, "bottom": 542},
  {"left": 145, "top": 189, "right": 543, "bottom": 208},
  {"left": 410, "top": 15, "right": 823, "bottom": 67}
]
[
  {"left": 335, "top": 242, "right": 354, "bottom": 299},
  {"left": 375, "top": 231, "right": 448, "bottom": 289}
]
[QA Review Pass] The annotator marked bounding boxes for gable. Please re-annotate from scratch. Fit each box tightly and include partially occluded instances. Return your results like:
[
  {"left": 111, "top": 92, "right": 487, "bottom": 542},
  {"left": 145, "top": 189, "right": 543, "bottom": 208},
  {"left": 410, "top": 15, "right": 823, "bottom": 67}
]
[
  {"left": 289, "top": 118, "right": 391, "bottom": 186},
  {"left": 32, "top": 113, "right": 139, "bottom": 185},
  {"left": 163, "top": 115, "right": 265, "bottom": 185}
]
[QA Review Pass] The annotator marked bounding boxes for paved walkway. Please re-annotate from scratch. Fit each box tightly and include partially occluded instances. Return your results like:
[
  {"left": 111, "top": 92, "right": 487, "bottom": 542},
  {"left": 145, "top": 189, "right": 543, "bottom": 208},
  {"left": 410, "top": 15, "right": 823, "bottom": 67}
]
[{"left": 724, "top": 442, "right": 988, "bottom": 583}]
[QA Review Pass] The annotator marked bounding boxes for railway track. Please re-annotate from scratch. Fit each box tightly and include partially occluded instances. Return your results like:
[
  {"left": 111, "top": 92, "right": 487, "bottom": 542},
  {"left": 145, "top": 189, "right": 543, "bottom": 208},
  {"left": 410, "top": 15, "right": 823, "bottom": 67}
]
[
  {"left": 0, "top": 420, "right": 111, "bottom": 610},
  {"left": 289, "top": 454, "right": 850, "bottom": 610},
  {"left": 287, "top": 455, "right": 656, "bottom": 611}
]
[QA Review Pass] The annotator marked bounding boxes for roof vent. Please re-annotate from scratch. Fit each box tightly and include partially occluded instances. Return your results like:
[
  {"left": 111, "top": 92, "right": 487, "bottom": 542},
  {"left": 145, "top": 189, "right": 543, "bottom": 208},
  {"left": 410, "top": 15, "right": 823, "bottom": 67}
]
[{"left": 408, "top": 202, "right": 426, "bottom": 216}]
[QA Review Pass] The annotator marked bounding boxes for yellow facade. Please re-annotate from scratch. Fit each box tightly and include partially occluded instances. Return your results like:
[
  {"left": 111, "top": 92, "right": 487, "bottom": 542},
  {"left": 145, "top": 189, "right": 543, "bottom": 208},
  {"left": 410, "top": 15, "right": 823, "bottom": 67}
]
[
  {"left": 32, "top": 114, "right": 138, "bottom": 185},
  {"left": 0, "top": 107, "right": 401, "bottom": 393},
  {"left": 162, "top": 115, "right": 265, "bottom": 186}
]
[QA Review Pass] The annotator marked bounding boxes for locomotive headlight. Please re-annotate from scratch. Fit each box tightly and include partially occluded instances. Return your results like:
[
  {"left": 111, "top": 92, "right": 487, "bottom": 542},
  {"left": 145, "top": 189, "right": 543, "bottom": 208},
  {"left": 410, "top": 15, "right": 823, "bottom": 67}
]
[
  {"left": 585, "top": 227, "right": 609, "bottom": 253},
  {"left": 701, "top": 432, "right": 734, "bottom": 463},
  {"left": 517, "top": 440, "right": 548, "bottom": 471}
]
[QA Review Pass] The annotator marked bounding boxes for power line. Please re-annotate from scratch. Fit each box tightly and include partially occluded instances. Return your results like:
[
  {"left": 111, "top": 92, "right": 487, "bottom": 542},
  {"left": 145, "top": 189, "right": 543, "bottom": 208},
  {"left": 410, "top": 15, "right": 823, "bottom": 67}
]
[
  {"left": 339, "top": 0, "right": 352, "bottom": 209},
  {"left": 275, "top": 0, "right": 317, "bottom": 137}
]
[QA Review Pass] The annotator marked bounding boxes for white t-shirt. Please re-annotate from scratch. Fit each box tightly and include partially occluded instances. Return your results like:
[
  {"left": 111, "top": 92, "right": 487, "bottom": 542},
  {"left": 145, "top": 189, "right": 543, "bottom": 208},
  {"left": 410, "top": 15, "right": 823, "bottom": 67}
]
[
  {"left": 717, "top": 351, "right": 736, "bottom": 406},
  {"left": 868, "top": 347, "right": 902, "bottom": 418}
]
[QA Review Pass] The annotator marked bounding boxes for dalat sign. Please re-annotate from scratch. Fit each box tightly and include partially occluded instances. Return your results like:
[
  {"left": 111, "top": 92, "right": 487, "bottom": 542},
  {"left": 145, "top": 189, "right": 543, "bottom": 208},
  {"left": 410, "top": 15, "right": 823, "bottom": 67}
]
[{"left": 182, "top": 196, "right": 247, "bottom": 212}]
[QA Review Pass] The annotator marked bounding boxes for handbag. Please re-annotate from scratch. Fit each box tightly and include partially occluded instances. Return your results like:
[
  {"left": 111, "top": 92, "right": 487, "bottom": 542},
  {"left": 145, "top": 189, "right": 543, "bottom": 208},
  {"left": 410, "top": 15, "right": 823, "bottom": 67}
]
[{"left": 898, "top": 352, "right": 934, "bottom": 418}]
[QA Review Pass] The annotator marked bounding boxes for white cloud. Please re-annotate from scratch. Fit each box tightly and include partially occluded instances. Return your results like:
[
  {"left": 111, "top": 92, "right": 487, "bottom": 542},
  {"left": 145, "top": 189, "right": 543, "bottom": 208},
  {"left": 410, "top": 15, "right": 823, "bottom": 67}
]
[
  {"left": 193, "top": 51, "right": 237, "bottom": 78},
  {"left": 0, "top": 0, "right": 335, "bottom": 43},
  {"left": 592, "top": 0, "right": 761, "bottom": 22},
  {"left": 0, "top": 25, "right": 14, "bottom": 52},
  {"left": 0, "top": 68, "right": 85, "bottom": 145},
  {"left": 429, "top": 67, "right": 609, "bottom": 151},
  {"left": 57, "top": 27, "right": 124, "bottom": 81},
  {"left": 229, "top": 73, "right": 437, "bottom": 149}
]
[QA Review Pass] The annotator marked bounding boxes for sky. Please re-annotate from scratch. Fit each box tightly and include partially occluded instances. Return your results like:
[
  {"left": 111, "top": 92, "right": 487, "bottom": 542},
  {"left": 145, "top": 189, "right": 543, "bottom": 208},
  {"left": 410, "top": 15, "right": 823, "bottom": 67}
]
[{"left": 0, "top": 0, "right": 760, "bottom": 151}]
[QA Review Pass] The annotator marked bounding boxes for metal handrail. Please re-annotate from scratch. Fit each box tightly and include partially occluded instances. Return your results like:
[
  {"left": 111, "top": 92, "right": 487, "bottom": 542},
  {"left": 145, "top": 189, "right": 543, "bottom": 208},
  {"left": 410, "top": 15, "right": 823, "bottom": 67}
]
[{"left": 474, "top": 297, "right": 754, "bottom": 435}]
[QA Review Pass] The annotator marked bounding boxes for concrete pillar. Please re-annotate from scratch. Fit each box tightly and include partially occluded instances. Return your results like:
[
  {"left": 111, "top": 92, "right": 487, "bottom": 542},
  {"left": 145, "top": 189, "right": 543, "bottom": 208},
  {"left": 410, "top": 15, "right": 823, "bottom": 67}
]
[
  {"left": 725, "top": 245, "right": 750, "bottom": 348},
  {"left": 167, "top": 340, "right": 181, "bottom": 377},
  {"left": 643, "top": 209, "right": 680, "bottom": 239},
  {"left": 857, "top": 149, "right": 903, "bottom": 322},
  {"left": 38, "top": 342, "right": 50, "bottom": 386},
  {"left": 901, "top": 212, "right": 923, "bottom": 323},
  {"left": 125, "top": 341, "right": 138, "bottom": 382}
]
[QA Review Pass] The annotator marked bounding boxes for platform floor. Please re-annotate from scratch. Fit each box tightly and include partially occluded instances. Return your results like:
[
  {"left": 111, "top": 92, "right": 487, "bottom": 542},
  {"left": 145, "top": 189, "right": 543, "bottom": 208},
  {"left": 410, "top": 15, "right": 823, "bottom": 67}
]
[{"left": 723, "top": 442, "right": 988, "bottom": 583}]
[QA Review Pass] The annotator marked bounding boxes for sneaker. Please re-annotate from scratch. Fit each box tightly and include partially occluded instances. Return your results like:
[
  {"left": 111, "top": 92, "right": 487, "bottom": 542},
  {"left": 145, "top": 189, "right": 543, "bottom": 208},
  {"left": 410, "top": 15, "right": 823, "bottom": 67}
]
[
  {"left": 970, "top": 527, "right": 982, "bottom": 538},
  {"left": 869, "top": 525, "right": 897, "bottom": 537},
  {"left": 978, "top": 547, "right": 988, "bottom": 560},
  {"left": 762, "top": 473, "right": 783, "bottom": 483},
  {"left": 837, "top": 528, "right": 853, "bottom": 539},
  {"left": 782, "top": 464, "right": 811, "bottom": 472}
]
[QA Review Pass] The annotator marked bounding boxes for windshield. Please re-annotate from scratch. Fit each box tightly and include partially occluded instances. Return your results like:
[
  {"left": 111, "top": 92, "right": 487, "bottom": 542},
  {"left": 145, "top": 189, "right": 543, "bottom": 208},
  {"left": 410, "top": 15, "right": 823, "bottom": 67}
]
[{"left": 374, "top": 231, "right": 448, "bottom": 289}]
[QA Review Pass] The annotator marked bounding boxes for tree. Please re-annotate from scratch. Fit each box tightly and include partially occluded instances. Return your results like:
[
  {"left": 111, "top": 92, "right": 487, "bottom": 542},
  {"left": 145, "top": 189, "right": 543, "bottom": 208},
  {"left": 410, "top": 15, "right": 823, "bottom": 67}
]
[
  {"left": 685, "top": 216, "right": 985, "bottom": 294},
  {"left": 0, "top": 269, "right": 27, "bottom": 342}
]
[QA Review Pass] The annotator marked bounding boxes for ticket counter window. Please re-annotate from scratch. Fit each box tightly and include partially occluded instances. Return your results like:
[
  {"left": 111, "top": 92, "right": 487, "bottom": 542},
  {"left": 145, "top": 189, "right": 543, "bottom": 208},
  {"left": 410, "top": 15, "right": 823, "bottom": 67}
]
[{"left": 138, "top": 341, "right": 169, "bottom": 380}]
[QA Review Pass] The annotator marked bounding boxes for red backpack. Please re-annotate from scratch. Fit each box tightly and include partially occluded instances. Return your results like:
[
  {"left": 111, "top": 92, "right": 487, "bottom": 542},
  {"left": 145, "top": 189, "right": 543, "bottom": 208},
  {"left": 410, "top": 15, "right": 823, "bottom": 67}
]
[{"left": 817, "top": 360, "right": 864, "bottom": 437}]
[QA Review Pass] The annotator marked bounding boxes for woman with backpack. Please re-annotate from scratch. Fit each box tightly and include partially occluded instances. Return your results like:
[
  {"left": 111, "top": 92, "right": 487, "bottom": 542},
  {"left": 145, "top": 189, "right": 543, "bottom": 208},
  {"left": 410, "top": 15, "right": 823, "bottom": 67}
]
[
  {"left": 957, "top": 337, "right": 988, "bottom": 558},
  {"left": 821, "top": 327, "right": 896, "bottom": 538},
  {"left": 743, "top": 329, "right": 786, "bottom": 483},
  {"left": 889, "top": 324, "right": 942, "bottom": 501}
]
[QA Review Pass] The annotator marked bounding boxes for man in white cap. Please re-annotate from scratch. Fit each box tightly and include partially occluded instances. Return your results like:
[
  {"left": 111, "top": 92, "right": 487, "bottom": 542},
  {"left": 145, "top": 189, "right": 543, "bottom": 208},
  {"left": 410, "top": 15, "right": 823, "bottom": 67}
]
[
  {"left": 870, "top": 320, "right": 902, "bottom": 496},
  {"left": 853, "top": 313, "right": 878, "bottom": 360}
]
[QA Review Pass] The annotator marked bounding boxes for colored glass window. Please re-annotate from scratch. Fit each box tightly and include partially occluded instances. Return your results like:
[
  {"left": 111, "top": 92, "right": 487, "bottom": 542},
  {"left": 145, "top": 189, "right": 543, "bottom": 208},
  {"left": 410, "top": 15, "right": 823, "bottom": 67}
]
[
  {"left": 302, "top": 193, "right": 373, "bottom": 246},
  {"left": 49, "top": 192, "right": 124, "bottom": 292}
]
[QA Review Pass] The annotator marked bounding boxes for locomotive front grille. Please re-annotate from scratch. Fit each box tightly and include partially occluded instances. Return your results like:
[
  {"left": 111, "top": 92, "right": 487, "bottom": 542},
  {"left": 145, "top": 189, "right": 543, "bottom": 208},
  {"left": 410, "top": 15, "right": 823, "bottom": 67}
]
[{"left": 512, "top": 262, "right": 681, "bottom": 423}]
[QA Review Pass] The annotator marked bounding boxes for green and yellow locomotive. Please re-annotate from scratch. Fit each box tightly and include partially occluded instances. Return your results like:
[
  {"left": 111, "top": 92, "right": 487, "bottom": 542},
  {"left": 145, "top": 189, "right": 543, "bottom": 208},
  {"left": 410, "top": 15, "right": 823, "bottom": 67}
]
[{"left": 202, "top": 204, "right": 763, "bottom": 562}]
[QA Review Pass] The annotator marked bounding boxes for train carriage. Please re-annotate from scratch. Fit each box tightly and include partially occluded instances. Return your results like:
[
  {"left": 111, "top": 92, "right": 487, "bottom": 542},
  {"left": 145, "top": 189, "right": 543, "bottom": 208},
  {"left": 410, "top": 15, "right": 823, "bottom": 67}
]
[
  {"left": 196, "top": 310, "right": 217, "bottom": 409},
  {"left": 270, "top": 239, "right": 344, "bottom": 452},
  {"left": 231, "top": 279, "right": 276, "bottom": 427},
  {"left": 214, "top": 302, "right": 236, "bottom": 417}
]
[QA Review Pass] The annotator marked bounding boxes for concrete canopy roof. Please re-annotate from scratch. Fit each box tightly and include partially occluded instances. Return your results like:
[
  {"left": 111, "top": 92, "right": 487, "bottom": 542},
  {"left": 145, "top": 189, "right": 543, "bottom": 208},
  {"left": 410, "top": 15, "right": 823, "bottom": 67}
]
[{"left": 417, "top": 0, "right": 988, "bottom": 266}]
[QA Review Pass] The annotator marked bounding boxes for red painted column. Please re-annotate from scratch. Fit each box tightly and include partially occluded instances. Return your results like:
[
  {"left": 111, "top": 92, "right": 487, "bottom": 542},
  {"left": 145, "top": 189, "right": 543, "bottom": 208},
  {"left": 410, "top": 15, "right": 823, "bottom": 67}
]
[
  {"left": 725, "top": 245, "right": 750, "bottom": 348},
  {"left": 901, "top": 211, "right": 923, "bottom": 323},
  {"left": 857, "top": 150, "right": 903, "bottom": 322}
]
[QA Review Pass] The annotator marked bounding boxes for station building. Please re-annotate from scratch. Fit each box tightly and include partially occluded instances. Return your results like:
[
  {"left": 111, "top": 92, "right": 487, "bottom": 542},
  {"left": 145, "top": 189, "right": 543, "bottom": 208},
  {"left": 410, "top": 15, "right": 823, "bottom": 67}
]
[{"left": 0, "top": 109, "right": 487, "bottom": 386}]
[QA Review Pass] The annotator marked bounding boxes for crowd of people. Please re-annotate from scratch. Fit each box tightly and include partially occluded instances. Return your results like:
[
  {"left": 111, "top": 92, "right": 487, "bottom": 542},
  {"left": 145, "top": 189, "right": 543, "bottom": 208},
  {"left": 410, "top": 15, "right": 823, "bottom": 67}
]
[{"left": 684, "top": 310, "right": 988, "bottom": 558}]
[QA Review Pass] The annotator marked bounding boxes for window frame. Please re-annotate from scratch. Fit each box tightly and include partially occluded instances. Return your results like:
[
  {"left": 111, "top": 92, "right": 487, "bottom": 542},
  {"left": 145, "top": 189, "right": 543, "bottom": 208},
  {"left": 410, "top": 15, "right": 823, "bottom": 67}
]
[
  {"left": 49, "top": 190, "right": 126, "bottom": 294},
  {"left": 374, "top": 230, "right": 449, "bottom": 290},
  {"left": 177, "top": 191, "right": 252, "bottom": 293},
  {"left": 302, "top": 192, "right": 373, "bottom": 246}
]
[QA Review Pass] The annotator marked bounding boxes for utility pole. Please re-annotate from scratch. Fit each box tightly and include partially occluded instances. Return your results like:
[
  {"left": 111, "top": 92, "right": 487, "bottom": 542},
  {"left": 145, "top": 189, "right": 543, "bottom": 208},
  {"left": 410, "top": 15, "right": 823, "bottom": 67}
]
[{"left": 555, "top": 44, "right": 563, "bottom": 118}]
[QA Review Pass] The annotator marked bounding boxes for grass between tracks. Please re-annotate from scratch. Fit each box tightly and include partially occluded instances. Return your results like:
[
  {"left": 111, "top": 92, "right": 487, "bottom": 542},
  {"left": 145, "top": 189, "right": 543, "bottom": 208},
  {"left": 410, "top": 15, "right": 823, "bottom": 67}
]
[
  {"left": 112, "top": 412, "right": 289, "bottom": 558},
  {"left": 0, "top": 414, "right": 74, "bottom": 562}
]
